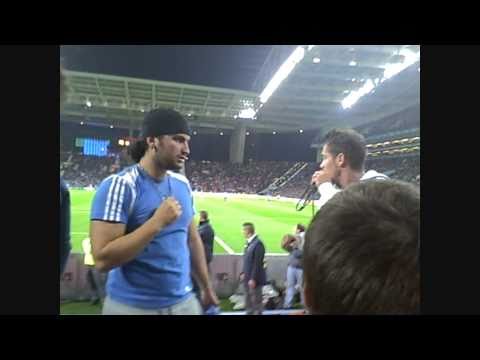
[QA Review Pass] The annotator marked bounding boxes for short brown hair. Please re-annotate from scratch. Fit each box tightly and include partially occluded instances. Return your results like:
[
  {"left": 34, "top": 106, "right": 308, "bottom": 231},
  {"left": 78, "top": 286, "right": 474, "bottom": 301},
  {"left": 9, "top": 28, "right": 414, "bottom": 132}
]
[
  {"left": 323, "top": 128, "right": 366, "bottom": 171},
  {"left": 242, "top": 222, "right": 255, "bottom": 235},
  {"left": 304, "top": 179, "right": 420, "bottom": 314}
]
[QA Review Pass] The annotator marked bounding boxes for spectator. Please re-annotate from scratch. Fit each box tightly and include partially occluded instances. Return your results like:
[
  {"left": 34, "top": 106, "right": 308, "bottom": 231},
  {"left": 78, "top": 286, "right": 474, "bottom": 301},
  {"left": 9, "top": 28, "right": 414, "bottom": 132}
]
[
  {"left": 242, "top": 222, "right": 266, "bottom": 315},
  {"left": 282, "top": 224, "right": 306, "bottom": 309},
  {"left": 198, "top": 211, "right": 215, "bottom": 269},
  {"left": 192, "top": 210, "right": 215, "bottom": 301},
  {"left": 303, "top": 180, "right": 420, "bottom": 314},
  {"left": 90, "top": 109, "right": 218, "bottom": 315}
]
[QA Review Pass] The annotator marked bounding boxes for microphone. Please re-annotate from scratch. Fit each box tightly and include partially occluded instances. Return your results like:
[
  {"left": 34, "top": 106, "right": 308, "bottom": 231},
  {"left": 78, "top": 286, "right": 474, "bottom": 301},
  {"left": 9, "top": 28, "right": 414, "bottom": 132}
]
[
  {"left": 296, "top": 182, "right": 319, "bottom": 212},
  {"left": 305, "top": 183, "right": 318, "bottom": 199}
]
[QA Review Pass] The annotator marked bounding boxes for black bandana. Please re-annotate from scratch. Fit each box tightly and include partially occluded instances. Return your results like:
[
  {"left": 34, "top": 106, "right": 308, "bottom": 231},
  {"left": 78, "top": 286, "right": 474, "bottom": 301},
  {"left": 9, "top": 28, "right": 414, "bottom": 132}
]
[{"left": 141, "top": 108, "right": 191, "bottom": 137}]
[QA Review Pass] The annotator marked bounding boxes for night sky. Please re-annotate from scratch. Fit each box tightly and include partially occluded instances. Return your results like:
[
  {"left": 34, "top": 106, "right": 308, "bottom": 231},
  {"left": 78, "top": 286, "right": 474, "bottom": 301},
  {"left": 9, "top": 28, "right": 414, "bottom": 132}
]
[{"left": 60, "top": 45, "right": 272, "bottom": 91}]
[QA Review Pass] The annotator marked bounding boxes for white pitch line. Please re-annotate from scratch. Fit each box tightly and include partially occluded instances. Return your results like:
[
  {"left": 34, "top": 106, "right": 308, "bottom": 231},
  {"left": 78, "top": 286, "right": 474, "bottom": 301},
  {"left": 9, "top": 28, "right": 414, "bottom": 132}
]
[{"left": 214, "top": 236, "right": 235, "bottom": 255}]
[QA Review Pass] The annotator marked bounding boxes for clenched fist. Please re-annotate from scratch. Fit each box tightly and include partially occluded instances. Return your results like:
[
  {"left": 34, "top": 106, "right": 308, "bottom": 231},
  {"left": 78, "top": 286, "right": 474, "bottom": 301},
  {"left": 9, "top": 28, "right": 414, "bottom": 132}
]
[{"left": 152, "top": 197, "right": 182, "bottom": 229}]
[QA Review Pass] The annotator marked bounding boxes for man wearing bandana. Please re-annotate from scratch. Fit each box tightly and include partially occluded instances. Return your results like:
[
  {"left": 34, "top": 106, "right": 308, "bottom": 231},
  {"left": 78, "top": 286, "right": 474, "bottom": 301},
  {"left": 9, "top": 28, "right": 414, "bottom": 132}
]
[{"left": 90, "top": 109, "right": 219, "bottom": 315}]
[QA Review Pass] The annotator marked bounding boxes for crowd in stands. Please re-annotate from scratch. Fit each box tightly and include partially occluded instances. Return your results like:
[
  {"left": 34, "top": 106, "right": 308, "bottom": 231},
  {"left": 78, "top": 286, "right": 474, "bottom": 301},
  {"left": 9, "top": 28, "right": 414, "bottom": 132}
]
[
  {"left": 366, "top": 155, "right": 420, "bottom": 184},
  {"left": 186, "top": 160, "right": 293, "bottom": 194},
  {"left": 60, "top": 152, "right": 120, "bottom": 188},
  {"left": 60, "top": 151, "right": 419, "bottom": 195}
]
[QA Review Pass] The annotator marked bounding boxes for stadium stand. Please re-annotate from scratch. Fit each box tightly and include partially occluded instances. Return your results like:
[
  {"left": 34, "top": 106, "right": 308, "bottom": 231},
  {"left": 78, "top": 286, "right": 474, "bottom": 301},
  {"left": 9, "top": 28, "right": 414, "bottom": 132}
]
[
  {"left": 185, "top": 160, "right": 294, "bottom": 193},
  {"left": 355, "top": 105, "right": 419, "bottom": 140},
  {"left": 61, "top": 152, "right": 119, "bottom": 188},
  {"left": 366, "top": 154, "right": 420, "bottom": 184},
  {"left": 61, "top": 151, "right": 419, "bottom": 194}
]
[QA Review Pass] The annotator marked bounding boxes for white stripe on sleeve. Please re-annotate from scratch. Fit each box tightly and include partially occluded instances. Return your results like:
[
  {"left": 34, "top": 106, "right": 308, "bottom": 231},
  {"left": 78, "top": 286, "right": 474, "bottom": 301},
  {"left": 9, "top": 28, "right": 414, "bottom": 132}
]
[
  {"left": 115, "top": 179, "right": 127, "bottom": 221},
  {"left": 103, "top": 177, "right": 118, "bottom": 221},
  {"left": 108, "top": 178, "right": 124, "bottom": 221}
]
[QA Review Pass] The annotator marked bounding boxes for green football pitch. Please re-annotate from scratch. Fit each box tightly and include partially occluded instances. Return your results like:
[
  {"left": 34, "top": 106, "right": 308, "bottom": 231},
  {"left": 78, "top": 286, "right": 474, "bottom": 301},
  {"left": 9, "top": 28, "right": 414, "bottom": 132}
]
[{"left": 70, "top": 190, "right": 313, "bottom": 254}]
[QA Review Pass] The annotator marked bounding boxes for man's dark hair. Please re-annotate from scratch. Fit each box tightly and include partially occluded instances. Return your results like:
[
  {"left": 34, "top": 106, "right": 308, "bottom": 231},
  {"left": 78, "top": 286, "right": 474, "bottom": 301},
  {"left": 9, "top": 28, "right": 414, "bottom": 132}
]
[
  {"left": 304, "top": 179, "right": 420, "bottom": 314},
  {"left": 128, "top": 108, "right": 190, "bottom": 163},
  {"left": 323, "top": 128, "right": 366, "bottom": 171},
  {"left": 128, "top": 139, "right": 149, "bottom": 163},
  {"left": 200, "top": 211, "right": 208, "bottom": 220},
  {"left": 243, "top": 222, "right": 255, "bottom": 235},
  {"left": 297, "top": 224, "right": 306, "bottom": 233}
]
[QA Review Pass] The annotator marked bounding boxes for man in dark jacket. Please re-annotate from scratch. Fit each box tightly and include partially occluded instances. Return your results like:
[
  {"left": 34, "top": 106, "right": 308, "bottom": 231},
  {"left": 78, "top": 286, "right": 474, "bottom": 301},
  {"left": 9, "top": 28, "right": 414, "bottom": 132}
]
[
  {"left": 242, "top": 222, "right": 266, "bottom": 315},
  {"left": 198, "top": 211, "right": 214, "bottom": 268},
  {"left": 60, "top": 66, "right": 71, "bottom": 276},
  {"left": 192, "top": 211, "right": 215, "bottom": 301}
]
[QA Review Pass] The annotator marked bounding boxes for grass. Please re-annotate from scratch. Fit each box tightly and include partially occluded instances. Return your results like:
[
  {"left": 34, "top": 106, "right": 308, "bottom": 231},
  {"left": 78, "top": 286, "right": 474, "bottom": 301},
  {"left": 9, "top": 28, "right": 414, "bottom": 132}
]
[
  {"left": 70, "top": 190, "right": 312, "bottom": 254},
  {"left": 60, "top": 301, "right": 102, "bottom": 315}
]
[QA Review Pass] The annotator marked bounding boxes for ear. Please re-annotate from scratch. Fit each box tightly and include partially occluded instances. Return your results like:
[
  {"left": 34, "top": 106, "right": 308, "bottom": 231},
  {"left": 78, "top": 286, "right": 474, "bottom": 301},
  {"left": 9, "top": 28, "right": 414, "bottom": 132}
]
[
  {"left": 336, "top": 153, "right": 347, "bottom": 168},
  {"left": 145, "top": 136, "right": 155, "bottom": 147}
]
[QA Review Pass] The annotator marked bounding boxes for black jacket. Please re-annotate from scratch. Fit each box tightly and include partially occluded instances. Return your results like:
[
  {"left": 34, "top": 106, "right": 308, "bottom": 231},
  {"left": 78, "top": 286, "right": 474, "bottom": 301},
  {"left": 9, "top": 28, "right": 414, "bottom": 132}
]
[
  {"left": 60, "top": 177, "right": 71, "bottom": 275},
  {"left": 198, "top": 220, "right": 214, "bottom": 264},
  {"left": 243, "top": 236, "right": 267, "bottom": 286}
]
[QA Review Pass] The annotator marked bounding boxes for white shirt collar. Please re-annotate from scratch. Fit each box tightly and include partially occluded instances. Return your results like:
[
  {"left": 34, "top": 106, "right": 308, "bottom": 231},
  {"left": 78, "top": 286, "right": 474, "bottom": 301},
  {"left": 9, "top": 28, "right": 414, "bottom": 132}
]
[
  {"left": 362, "top": 170, "right": 387, "bottom": 180},
  {"left": 246, "top": 234, "right": 257, "bottom": 244}
]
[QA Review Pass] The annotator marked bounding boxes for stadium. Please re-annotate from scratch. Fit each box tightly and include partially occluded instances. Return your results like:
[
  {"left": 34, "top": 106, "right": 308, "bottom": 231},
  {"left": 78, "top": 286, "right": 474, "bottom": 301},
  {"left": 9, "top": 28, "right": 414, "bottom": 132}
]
[{"left": 60, "top": 45, "right": 420, "bottom": 315}]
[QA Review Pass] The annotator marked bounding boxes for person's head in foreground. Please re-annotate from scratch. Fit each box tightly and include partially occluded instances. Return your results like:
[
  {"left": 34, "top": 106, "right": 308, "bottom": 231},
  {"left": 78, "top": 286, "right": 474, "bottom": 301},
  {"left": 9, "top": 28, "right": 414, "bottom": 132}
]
[{"left": 303, "top": 179, "right": 420, "bottom": 314}]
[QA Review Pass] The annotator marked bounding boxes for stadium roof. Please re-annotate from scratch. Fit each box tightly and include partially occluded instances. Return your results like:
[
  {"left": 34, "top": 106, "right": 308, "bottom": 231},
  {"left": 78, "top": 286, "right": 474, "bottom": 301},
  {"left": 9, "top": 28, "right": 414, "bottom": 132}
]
[
  {"left": 63, "top": 69, "right": 323, "bottom": 133},
  {"left": 62, "top": 45, "right": 420, "bottom": 134},
  {"left": 255, "top": 45, "right": 420, "bottom": 132},
  {"left": 62, "top": 70, "right": 264, "bottom": 131},
  {"left": 60, "top": 45, "right": 272, "bottom": 92}
]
